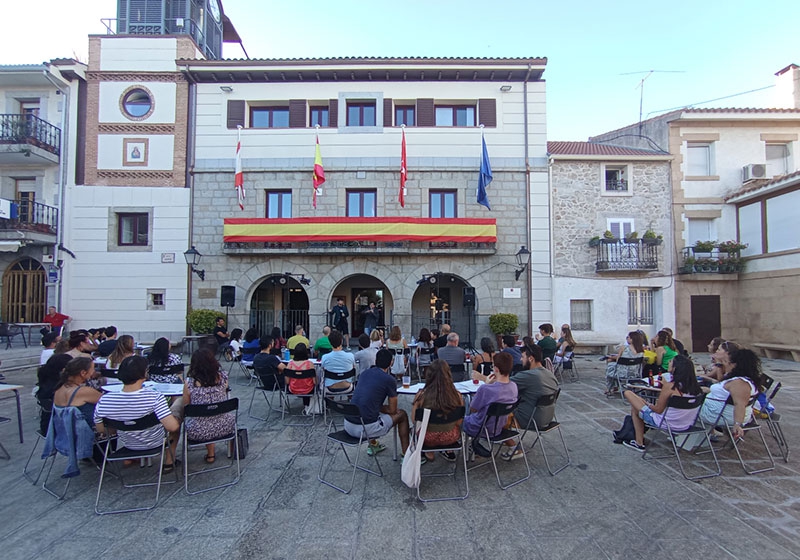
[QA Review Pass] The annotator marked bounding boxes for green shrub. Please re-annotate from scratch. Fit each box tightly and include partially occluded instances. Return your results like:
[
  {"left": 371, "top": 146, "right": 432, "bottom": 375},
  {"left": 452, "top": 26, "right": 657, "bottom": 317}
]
[
  {"left": 488, "top": 313, "right": 519, "bottom": 335},
  {"left": 188, "top": 308, "right": 225, "bottom": 334}
]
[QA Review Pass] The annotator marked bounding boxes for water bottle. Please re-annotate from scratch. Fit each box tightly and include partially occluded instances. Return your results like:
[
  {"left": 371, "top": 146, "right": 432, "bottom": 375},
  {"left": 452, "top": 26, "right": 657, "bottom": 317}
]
[
  {"left": 283, "top": 347, "right": 290, "bottom": 361},
  {"left": 411, "top": 336, "right": 416, "bottom": 345}
]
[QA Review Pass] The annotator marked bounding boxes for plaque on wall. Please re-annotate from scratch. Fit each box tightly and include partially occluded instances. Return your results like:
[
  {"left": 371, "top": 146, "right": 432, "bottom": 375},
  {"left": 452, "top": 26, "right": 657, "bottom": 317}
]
[{"left": 123, "top": 138, "right": 149, "bottom": 167}]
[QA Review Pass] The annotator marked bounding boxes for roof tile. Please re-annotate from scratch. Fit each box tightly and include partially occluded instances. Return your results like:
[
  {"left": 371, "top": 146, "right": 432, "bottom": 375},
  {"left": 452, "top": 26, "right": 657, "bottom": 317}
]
[{"left": 547, "top": 141, "right": 668, "bottom": 156}]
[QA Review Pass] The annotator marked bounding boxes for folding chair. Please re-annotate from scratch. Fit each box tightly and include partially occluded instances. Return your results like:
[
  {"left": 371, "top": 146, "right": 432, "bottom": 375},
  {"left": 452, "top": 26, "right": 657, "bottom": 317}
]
[
  {"left": 553, "top": 351, "right": 579, "bottom": 383},
  {"left": 761, "top": 375, "right": 789, "bottom": 462},
  {"left": 183, "top": 398, "right": 240, "bottom": 495},
  {"left": 236, "top": 359, "right": 256, "bottom": 386},
  {"left": 248, "top": 365, "right": 286, "bottom": 421},
  {"left": 413, "top": 406, "right": 468, "bottom": 502},
  {"left": 448, "top": 363, "right": 468, "bottom": 382},
  {"left": 390, "top": 347, "right": 409, "bottom": 378},
  {"left": 321, "top": 369, "right": 356, "bottom": 424},
  {"left": 416, "top": 347, "right": 436, "bottom": 381},
  {"left": 467, "top": 400, "right": 531, "bottom": 490},
  {"left": 641, "top": 394, "right": 721, "bottom": 480},
  {"left": 518, "top": 388, "right": 571, "bottom": 475},
  {"left": 23, "top": 399, "right": 53, "bottom": 484},
  {"left": 610, "top": 356, "right": 644, "bottom": 399},
  {"left": 0, "top": 416, "right": 9, "bottom": 460},
  {"left": 700, "top": 395, "right": 774, "bottom": 475},
  {"left": 282, "top": 369, "right": 318, "bottom": 427},
  {"left": 147, "top": 363, "right": 185, "bottom": 383},
  {"left": 318, "top": 399, "right": 383, "bottom": 494},
  {"left": 94, "top": 413, "right": 178, "bottom": 515}
]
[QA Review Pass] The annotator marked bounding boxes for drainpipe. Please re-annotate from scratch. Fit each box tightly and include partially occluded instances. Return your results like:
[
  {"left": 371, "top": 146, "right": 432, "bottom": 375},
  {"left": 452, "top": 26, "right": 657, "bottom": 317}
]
[
  {"left": 522, "top": 64, "right": 534, "bottom": 335},
  {"left": 185, "top": 77, "right": 197, "bottom": 335}
]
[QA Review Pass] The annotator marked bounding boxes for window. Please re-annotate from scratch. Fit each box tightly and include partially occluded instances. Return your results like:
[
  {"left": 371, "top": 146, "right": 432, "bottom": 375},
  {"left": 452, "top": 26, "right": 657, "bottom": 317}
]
[
  {"left": 686, "top": 142, "right": 712, "bottom": 176},
  {"left": 250, "top": 106, "right": 289, "bottom": 128},
  {"left": 737, "top": 202, "right": 762, "bottom": 257},
  {"left": 766, "top": 190, "right": 800, "bottom": 253},
  {"left": 570, "top": 300, "right": 592, "bottom": 331},
  {"left": 266, "top": 190, "right": 292, "bottom": 218},
  {"left": 121, "top": 88, "right": 153, "bottom": 119},
  {"left": 19, "top": 101, "right": 40, "bottom": 116},
  {"left": 429, "top": 190, "right": 457, "bottom": 218},
  {"left": 310, "top": 106, "right": 329, "bottom": 127},
  {"left": 147, "top": 289, "right": 165, "bottom": 311},
  {"left": 346, "top": 102, "right": 376, "bottom": 126},
  {"left": 766, "top": 143, "right": 790, "bottom": 177},
  {"left": 435, "top": 105, "right": 475, "bottom": 127},
  {"left": 395, "top": 105, "right": 415, "bottom": 126},
  {"left": 118, "top": 213, "right": 149, "bottom": 246},
  {"left": 347, "top": 190, "right": 376, "bottom": 217},
  {"left": 628, "top": 288, "right": 654, "bottom": 325},
  {"left": 607, "top": 218, "right": 634, "bottom": 239},
  {"left": 687, "top": 218, "right": 714, "bottom": 247},
  {"left": 604, "top": 165, "right": 629, "bottom": 192}
]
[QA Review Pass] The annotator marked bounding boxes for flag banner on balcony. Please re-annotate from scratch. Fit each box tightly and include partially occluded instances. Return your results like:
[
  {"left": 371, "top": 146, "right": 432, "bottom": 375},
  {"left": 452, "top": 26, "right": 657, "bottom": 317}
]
[
  {"left": 399, "top": 128, "right": 407, "bottom": 207},
  {"left": 234, "top": 126, "right": 245, "bottom": 210},
  {"left": 313, "top": 135, "right": 325, "bottom": 209},
  {"left": 223, "top": 217, "right": 496, "bottom": 243},
  {"left": 477, "top": 133, "right": 492, "bottom": 210}
]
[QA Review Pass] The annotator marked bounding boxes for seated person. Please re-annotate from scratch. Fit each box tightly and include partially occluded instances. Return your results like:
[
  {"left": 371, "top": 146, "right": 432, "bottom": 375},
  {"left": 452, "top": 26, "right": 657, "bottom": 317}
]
[
  {"left": 107, "top": 335, "right": 135, "bottom": 369},
  {"left": 463, "top": 352, "right": 518, "bottom": 441},
  {"left": 36, "top": 354, "right": 74, "bottom": 434},
  {"left": 554, "top": 325, "right": 576, "bottom": 363},
  {"left": 253, "top": 335, "right": 286, "bottom": 389},
  {"left": 40, "top": 331, "right": 59, "bottom": 365},
  {"left": 213, "top": 318, "right": 229, "bottom": 349},
  {"left": 605, "top": 331, "right": 645, "bottom": 395},
  {"left": 436, "top": 332, "right": 467, "bottom": 381},
  {"left": 287, "top": 324, "right": 310, "bottom": 355},
  {"left": 270, "top": 326, "right": 287, "bottom": 350},
  {"left": 320, "top": 330, "right": 356, "bottom": 393},
  {"left": 411, "top": 359, "right": 464, "bottom": 462},
  {"left": 94, "top": 356, "right": 181, "bottom": 472},
  {"left": 500, "top": 334, "right": 523, "bottom": 369},
  {"left": 66, "top": 332, "right": 94, "bottom": 359},
  {"left": 353, "top": 333, "right": 378, "bottom": 375},
  {"left": 241, "top": 327, "right": 261, "bottom": 362},
  {"left": 535, "top": 323, "right": 558, "bottom": 362},
  {"left": 433, "top": 324, "right": 450, "bottom": 351},
  {"left": 95, "top": 326, "right": 118, "bottom": 357},
  {"left": 699, "top": 348, "right": 762, "bottom": 441},
  {"left": 53, "top": 357, "right": 103, "bottom": 429},
  {"left": 345, "top": 349, "right": 410, "bottom": 455},
  {"left": 661, "top": 327, "right": 687, "bottom": 356},
  {"left": 510, "top": 345, "right": 558, "bottom": 444},
  {"left": 621, "top": 355, "right": 703, "bottom": 451},
  {"left": 147, "top": 337, "right": 184, "bottom": 384},
  {"left": 369, "top": 329, "right": 384, "bottom": 350},
  {"left": 228, "top": 328, "right": 243, "bottom": 361},
  {"left": 286, "top": 343, "right": 317, "bottom": 414},
  {"left": 313, "top": 326, "right": 333, "bottom": 358}
]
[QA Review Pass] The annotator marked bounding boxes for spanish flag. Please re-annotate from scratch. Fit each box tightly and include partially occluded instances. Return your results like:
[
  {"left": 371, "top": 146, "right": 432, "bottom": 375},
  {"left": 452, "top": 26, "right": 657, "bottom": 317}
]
[{"left": 313, "top": 135, "right": 325, "bottom": 209}]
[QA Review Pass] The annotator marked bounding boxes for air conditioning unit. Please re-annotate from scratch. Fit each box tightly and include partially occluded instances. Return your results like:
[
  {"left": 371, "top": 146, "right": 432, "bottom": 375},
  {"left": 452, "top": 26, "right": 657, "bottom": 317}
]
[{"left": 742, "top": 163, "right": 767, "bottom": 182}]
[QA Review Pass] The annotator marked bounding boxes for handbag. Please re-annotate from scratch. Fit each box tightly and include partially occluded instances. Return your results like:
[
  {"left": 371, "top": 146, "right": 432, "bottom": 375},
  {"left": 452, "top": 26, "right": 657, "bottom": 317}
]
[
  {"left": 236, "top": 427, "right": 249, "bottom": 459},
  {"left": 401, "top": 408, "right": 431, "bottom": 489}
]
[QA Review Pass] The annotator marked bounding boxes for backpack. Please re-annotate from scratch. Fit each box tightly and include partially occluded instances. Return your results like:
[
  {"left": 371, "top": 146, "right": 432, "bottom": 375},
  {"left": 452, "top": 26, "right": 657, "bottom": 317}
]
[{"left": 613, "top": 415, "right": 636, "bottom": 444}]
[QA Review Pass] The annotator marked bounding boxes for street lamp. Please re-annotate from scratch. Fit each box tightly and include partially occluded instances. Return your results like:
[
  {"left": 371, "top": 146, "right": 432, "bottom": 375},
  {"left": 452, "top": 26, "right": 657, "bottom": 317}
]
[
  {"left": 183, "top": 246, "right": 205, "bottom": 281},
  {"left": 515, "top": 245, "right": 530, "bottom": 281}
]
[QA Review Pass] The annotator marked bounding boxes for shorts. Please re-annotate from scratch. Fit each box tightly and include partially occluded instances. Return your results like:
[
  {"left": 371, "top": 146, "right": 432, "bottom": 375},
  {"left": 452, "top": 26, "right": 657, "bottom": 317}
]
[
  {"left": 344, "top": 413, "right": 393, "bottom": 439},
  {"left": 638, "top": 405, "right": 656, "bottom": 426},
  {"left": 336, "top": 319, "right": 349, "bottom": 335}
]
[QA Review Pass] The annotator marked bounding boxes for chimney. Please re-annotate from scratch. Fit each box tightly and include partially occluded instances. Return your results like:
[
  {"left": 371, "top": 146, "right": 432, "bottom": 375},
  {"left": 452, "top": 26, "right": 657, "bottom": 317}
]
[{"left": 773, "top": 64, "right": 800, "bottom": 109}]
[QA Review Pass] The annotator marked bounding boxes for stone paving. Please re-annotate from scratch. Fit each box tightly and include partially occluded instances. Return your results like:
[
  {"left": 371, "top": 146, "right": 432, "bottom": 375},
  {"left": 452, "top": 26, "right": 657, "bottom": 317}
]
[{"left": 0, "top": 350, "right": 798, "bottom": 560}]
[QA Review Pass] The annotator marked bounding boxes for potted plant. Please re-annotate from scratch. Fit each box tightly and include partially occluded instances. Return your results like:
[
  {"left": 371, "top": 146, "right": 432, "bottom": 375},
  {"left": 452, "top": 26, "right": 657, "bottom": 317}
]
[
  {"left": 188, "top": 308, "right": 225, "bottom": 348},
  {"left": 718, "top": 256, "right": 744, "bottom": 274},
  {"left": 601, "top": 230, "right": 618, "bottom": 244},
  {"left": 692, "top": 240, "right": 717, "bottom": 254},
  {"left": 624, "top": 231, "right": 639, "bottom": 243},
  {"left": 642, "top": 229, "right": 663, "bottom": 245},
  {"left": 717, "top": 240, "right": 748, "bottom": 254},
  {"left": 588, "top": 236, "right": 601, "bottom": 247},
  {"left": 679, "top": 256, "right": 696, "bottom": 274},
  {"left": 695, "top": 257, "right": 719, "bottom": 273},
  {"left": 489, "top": 312, "right": 519, "bottom": 348}
]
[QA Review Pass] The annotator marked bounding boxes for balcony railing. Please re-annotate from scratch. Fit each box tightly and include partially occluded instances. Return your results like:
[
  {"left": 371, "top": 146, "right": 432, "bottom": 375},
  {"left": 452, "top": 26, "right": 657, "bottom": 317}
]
[
  {"left": 678, "top": 248, "right": 744, "bottom": 275},
  {"left": 605, "top": 179, "right": 628, "bottom": 192},
  {"left": 0, "top": 198, "right": 58, "bottom": 236},
  {"left": 0, "top": 114, "right": 61, "bottom": 155},
  {"left": 594, "top": 240, "right": 659, "bottom": 272}
]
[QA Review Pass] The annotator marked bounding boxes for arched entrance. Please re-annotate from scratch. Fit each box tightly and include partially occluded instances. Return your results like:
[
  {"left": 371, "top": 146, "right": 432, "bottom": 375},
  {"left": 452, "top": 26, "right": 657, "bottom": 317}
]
[
  {"left": 2, "top": 258, "right": 46, "bottom": 322},
  {"left": 249, "top": 275, "right": 309, "bottom": 340},
  {"left": 411, "top": 273, "right": 475, "bottom": 347},
  {"left": 329, "top": 274, "right": 393, "bottom": 339}
]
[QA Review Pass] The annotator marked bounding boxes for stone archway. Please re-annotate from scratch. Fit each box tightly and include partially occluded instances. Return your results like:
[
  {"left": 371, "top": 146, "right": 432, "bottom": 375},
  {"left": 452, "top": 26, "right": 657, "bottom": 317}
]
[
  {"left": 411, "top": 272, "right": 475, "bottom": 347},
  {"left": 328, "top": 274, "right": 393, "bottom": 340},
  {"left": 249, "top": 274, "right": 310, "bottom": 340}
]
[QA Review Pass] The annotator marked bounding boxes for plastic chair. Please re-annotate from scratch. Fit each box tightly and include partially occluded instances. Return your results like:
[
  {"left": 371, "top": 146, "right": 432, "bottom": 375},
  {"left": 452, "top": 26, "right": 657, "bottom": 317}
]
[
  {"left": 413, "top": 406, "right": 468, "bottom": 502},
  {"left": 318, "top": 399, "right": 383, "bottom": 494},
  {"left": 183, "top": 398, "right": 240, "bottom": 495},
  {"left": 467, "top": 400, "right": 531, "bottom": 490},
  {"left": 641, "top": 394, "right": 721, "bottom": 480},
  {"left": 94, "top": 413, "right": 178, "bottom": 515},
  {"left": 518, "top": 388, "right": 571, "bottom": 475}
]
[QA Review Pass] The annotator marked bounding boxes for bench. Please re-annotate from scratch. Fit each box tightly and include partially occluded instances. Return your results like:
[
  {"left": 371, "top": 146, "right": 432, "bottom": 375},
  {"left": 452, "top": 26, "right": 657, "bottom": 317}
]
[
  {"left": 574, "top": 341, "right": 620, "bottom": 355},
  {"left": 752, "top": 343, "right": 800, "bottom": 362}
]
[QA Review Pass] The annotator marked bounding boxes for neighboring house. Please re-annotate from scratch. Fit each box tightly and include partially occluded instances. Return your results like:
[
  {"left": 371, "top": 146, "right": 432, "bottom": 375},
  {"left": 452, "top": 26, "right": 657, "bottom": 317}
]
[
  {"left": 547, "top": 141, "right": 674, "bottom": 345},
  {"left": 0, "top": 60, "right": 84, "bottom": 323},
  {"left": 590, "top": 64, "right": 800, "bottom": 351}
]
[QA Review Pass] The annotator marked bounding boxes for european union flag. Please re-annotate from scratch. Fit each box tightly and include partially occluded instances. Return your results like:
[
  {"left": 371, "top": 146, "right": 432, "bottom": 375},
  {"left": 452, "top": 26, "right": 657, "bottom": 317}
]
[{"left": 477, "top": 136, "right": 492, "bottom": 210}]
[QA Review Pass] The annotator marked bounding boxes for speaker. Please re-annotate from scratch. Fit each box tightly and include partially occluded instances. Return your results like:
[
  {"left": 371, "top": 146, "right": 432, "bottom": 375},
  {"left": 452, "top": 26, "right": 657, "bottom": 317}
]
[
  {"left": 463, "top": 286, "right": 475, "bottom": 308},
  {"left": 220, "top": 285, "right": 236, "bottom": 307}
]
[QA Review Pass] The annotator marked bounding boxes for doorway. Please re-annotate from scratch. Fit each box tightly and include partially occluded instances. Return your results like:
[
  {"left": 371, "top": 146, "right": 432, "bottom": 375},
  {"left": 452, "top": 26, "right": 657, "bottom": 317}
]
[
  {"left": 350, "top": 288, "right": 385, "bottom": 338},
  {"left": 690, "top": 295, "right": 721, "bottom": 352},
  {"left": 249, "top": 275, "right": 309, "bottom": 339},
  {"left": 2, "top": 258, "right": 46, "bottom": 322}
]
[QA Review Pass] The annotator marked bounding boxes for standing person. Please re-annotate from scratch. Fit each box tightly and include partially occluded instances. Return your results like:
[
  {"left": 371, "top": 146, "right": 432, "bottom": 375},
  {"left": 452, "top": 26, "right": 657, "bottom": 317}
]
[
  {"left": 313, "top": 326, "right": 333, "bottom": 358},
  {"left": 213, "top": 317, "right": 230, "bottom": 349},
  {"left": 345, "top": 349, "right": 410, "bottom": 456},
  {"left": 330, "top": 298, "right": 350, "bottom": 348},
  {"left": 362, "top": 302, "right": 380, "bottom": 335},
  {"left": 43, "top": 306, "right": 70, "bottom": 336},
  {"left": 96, "top": 326, "right": 119, "bottom": 357},
  {"left": 535, "top": 323, "right": 558, "bottom": 362},
  {"left": 463, "top": 352, "right": 518, "bottom": 444},
  {"left": 286, "top": 324, "right": 310, "bottom": 354},
  {"left": 320, "top": 330, "right": 356, "bottom": 393},
  {"left": 40, "top": 331, "right": 60, "bottom": 365},
  {"left": 411, "top": 360, "right": 464, "bottom": 462}
]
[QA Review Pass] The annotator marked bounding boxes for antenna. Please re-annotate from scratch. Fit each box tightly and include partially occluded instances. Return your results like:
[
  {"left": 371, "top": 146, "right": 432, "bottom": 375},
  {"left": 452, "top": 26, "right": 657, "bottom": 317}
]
[{"left": 620, "top": 70, "right": 685, "bottom": 130}]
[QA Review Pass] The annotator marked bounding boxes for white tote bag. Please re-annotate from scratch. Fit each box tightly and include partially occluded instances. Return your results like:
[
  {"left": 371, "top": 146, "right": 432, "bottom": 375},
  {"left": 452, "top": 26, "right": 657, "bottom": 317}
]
[{"left": 401, "top": 408, "right": 431, "bottom": 489}]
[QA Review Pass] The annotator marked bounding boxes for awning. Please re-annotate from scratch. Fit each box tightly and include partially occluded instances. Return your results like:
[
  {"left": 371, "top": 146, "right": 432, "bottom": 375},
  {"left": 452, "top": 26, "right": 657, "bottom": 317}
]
[
  {"left": 0, "top": 241, "right": 21, "bottom": 252},
  {"left": 223, "top": 217, "right": 497, "bottom": 243}
]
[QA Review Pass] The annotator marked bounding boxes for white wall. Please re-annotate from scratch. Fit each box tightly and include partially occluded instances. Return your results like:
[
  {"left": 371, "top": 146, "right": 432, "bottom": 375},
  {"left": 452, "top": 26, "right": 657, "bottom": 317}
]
[
  {"left": 98, "top": 82, "right": 177, "bottom": 124},
  {"left": 99, "top": 38, "right": 179, "bottom": 72},
  {"left": 96, "top": 134, "right": 175, "bottom": 170}
]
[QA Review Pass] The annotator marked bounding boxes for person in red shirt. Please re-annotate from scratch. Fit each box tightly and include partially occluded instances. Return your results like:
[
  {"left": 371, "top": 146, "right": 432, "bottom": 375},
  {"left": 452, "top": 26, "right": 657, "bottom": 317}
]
[{"left": 43, "top": 306, "right": 70, "bottom": 336}]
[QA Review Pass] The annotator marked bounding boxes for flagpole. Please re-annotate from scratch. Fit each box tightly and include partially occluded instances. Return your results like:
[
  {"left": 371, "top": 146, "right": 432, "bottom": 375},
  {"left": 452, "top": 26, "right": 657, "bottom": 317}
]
[{"left": 400, "top": 124, "right": 407, "bottom": 207}]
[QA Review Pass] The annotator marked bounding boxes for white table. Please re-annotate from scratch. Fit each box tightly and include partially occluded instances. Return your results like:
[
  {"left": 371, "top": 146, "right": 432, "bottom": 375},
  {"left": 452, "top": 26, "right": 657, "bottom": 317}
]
[
  {"left": 102, "top": 381, "right": 184, "bottom": 397},
  {"left": 10, "top": 323, "right": 50, "bottom": 346},
  {"left": 397, "top": 380, "right": 484, "bottom": 396}
]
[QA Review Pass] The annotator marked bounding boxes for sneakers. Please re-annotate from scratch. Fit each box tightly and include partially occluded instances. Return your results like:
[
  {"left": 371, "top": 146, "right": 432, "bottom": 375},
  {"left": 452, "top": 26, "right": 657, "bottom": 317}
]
[
  {"left": 366, "top": 442, "right": 386, "bottom": 456},
  {"left": 500, "top": 447, "right": 524, "bottom": 461},
  {"left": 441, "top": 451, "right": 457, "bottom": 462},
  {"left": 623, "top": 440, "right": 646, "bottom": 452}
]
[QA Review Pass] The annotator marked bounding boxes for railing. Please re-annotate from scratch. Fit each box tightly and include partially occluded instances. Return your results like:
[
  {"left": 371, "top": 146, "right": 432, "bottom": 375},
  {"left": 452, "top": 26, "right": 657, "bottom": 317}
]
[
  {"left": 594, "top": 240, "right": 659, "bottom": 272},
  {"left": 0, "top": 198, "right": 58, "bottom": 235},
  {"left": 103, "top": 16, "right": 218, "bottom": 59},
  {"left": 678, "top": 248, "right": 744, "bottom": 275},
  {"left": 249, "top": 309, "right": 309, "bottom": 341},
  {"left": 0, "top": 114, "right": 61, "bottom": 155},
  {"left": 224, "top": 240, "right": 496, "bottom": 253},
  {"left": 605, "top": 179, "right": 628, "bottom": 192}
]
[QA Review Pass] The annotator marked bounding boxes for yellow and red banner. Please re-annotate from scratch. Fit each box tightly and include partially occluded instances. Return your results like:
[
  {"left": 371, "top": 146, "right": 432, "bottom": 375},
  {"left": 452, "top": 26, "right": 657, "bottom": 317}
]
[{"left": 223, "top": 217, "right": 496, "bottom": 243}]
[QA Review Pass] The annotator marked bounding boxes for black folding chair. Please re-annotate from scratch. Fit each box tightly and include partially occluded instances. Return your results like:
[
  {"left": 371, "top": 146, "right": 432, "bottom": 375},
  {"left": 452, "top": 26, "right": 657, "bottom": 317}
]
[
  {"left": 448, "top": 363, "right": 467, "bottom": 382},
  {"left": 416, "top": 347, "right": 435, "bottom": 381},
  {"left": 0, "top": 322, "right": 27, "bottom": 349},
  {"left": 518, "top": 388, "right": 571, "bottom": 475},
  {"left": 610, "top": 356, "right": 644, "bottom": 400},
  {"left": 248, "top": 365, "right": 286, "bottom": 421},
  {"left": 413, "top": 406, "right": 468, "bottom": 502},
  {"left": 147, "top": 363, "right": 185, "bottom": 383},
  {"left": 467, "top": 400, "right": 531, "bottom": 490},
  {"left": 321, "top": 369, "right": 356, "bottom": 424},
  {"left": 318, "top": 399, "right": 383, "bottom": 494},
  {"left": 761, "top": 375, "right": 789, "bottom": 462},
  {"left": 553, "top": 351, "right": 579, "bottom": 383},
  {"left": 282, "top": 369, "right": 318, "bottom": 427},
  {"left": 23, "top": 399, "right": 53, "bottom": 484},
  {"left": 183, "top": 398, "right": 240, "bottom": 495}
]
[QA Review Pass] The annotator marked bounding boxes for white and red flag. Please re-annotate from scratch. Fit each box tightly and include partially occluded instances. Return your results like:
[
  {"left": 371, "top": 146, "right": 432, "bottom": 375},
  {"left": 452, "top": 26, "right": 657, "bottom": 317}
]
[
  {"left": 313, "top": 135, "right": 325, "bottom": 209},
  {"left": 234, "top": 125, "right": 244, "bottom": 210},
  {"left": 399, "top": 128, "right": 408, "bottom": 207}
]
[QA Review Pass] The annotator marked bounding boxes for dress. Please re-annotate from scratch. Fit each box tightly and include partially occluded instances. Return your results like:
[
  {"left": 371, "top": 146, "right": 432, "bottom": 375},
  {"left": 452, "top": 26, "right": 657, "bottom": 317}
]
[
  {"left": 148, "top": 353, "right": 184, "bottom": 383},
  {"left": 605, "top": 346, "right": 643, "bottom": 391},
  {"left": 185, "top": 371, "right": 235, "bottom": 441},
  {"left": 387, "top": 339, "right": 406, "bottom": 375}
]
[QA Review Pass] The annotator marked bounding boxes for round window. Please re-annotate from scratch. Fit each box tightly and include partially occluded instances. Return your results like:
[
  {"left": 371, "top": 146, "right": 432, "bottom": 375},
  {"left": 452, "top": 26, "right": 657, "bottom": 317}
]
[{"left": 122, "top": 88, "right": 153, "bottom": 118}]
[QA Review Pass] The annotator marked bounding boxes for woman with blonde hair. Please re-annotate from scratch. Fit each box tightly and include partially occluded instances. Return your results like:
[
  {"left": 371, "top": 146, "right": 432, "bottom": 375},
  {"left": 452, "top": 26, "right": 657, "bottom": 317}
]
[
  {"left": 554, "top": 326, "right": 577, "bottom": 364},
  {"left": 107, "top": 335, "right": 135, "bottom": 369},
  {"left": 387, "top": 325, "right": 408, "bottom": 377}
]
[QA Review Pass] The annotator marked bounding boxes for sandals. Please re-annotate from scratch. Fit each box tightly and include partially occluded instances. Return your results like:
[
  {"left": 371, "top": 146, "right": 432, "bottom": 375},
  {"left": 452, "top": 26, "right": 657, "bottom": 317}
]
[
  {"left": 204, "top": 454, "right": 216, "bottom": 464},
  {"left": 500, "top": 447, "right": 524, "bottom": 461},
  {"left": 162, "top": 459, "right": 181, "bottom": 474}
]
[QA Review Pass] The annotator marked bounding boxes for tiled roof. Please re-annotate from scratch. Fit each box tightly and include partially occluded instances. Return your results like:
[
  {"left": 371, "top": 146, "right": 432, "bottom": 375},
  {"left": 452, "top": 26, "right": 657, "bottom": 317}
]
[
  {"left": 178, "top": 56, "right": 547, "bottom": 64},
  {"left": 682, "top": 107, "right": 800, "bottom": 114},
  {"left": 724, "top": 169, "right": 800, "bottom": 201},
  {"left": 547, "top": 141, "right": 668, "bottom": 156}
]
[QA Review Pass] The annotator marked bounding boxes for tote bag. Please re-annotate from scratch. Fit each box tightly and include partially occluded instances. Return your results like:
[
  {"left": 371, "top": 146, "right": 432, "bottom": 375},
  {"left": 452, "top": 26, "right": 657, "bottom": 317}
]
[{"left": 401, "top": 408, "right": 431, "bottom": 489}]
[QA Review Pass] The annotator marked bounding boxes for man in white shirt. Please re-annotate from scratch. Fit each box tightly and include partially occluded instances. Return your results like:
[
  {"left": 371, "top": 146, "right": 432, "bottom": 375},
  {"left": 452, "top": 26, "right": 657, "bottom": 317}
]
[{"left": 321, "top": 330, "right": 356, "bottom": 392}]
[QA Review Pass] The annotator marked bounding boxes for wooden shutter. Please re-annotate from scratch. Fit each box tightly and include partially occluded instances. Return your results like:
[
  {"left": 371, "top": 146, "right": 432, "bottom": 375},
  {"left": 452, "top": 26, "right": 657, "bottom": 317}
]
[
  {"left": 328, "top": 99, "right": 338, "bottom": 127},
  {"left": 478, "top": 98, "right": 497, "bottom": 127},
  {"left": 383, "top": 98, "right": 393, "bottom": 127},
  {"left": 289, "top": 99, "right": 306, "bottom": 128},
  {"left": 226, "top": 100, "right": 245, "bottom": 129},
  {"left": 416, "top": 98, "right": 434, "bottom": 127}
]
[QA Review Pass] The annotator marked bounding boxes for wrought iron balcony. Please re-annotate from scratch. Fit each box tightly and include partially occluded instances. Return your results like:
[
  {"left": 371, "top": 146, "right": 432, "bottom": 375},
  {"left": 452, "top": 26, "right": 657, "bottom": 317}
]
[
  {"left": 594, "top": 240, "right": 659, "bottom": 272},
  {"left": 0, "top": 114, "right": 61, "bottom": 156},
  {"left": 678, "top": 248, "right": 744, "bottom": 275},
  {"left": 0, "top": 198, "right": 59, "bottom": 239},
  {"left": 605, "top": 179, "right": 628, "bottom": 192}
]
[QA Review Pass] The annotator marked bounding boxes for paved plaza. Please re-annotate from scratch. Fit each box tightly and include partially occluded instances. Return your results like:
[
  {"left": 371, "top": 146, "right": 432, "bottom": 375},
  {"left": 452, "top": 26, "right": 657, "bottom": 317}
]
[{"left": 0, "top": 348, "right": 798, "bottom": 560}]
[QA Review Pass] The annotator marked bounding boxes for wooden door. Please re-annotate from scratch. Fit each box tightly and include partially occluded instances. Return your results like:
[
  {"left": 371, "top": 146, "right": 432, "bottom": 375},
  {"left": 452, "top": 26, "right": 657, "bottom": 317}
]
[
  {"left": 690, "top": 295, "right": 721, "bottom": 353},
  {"left": 2, "top": 258, "right": 45, "bottom": 322}
]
